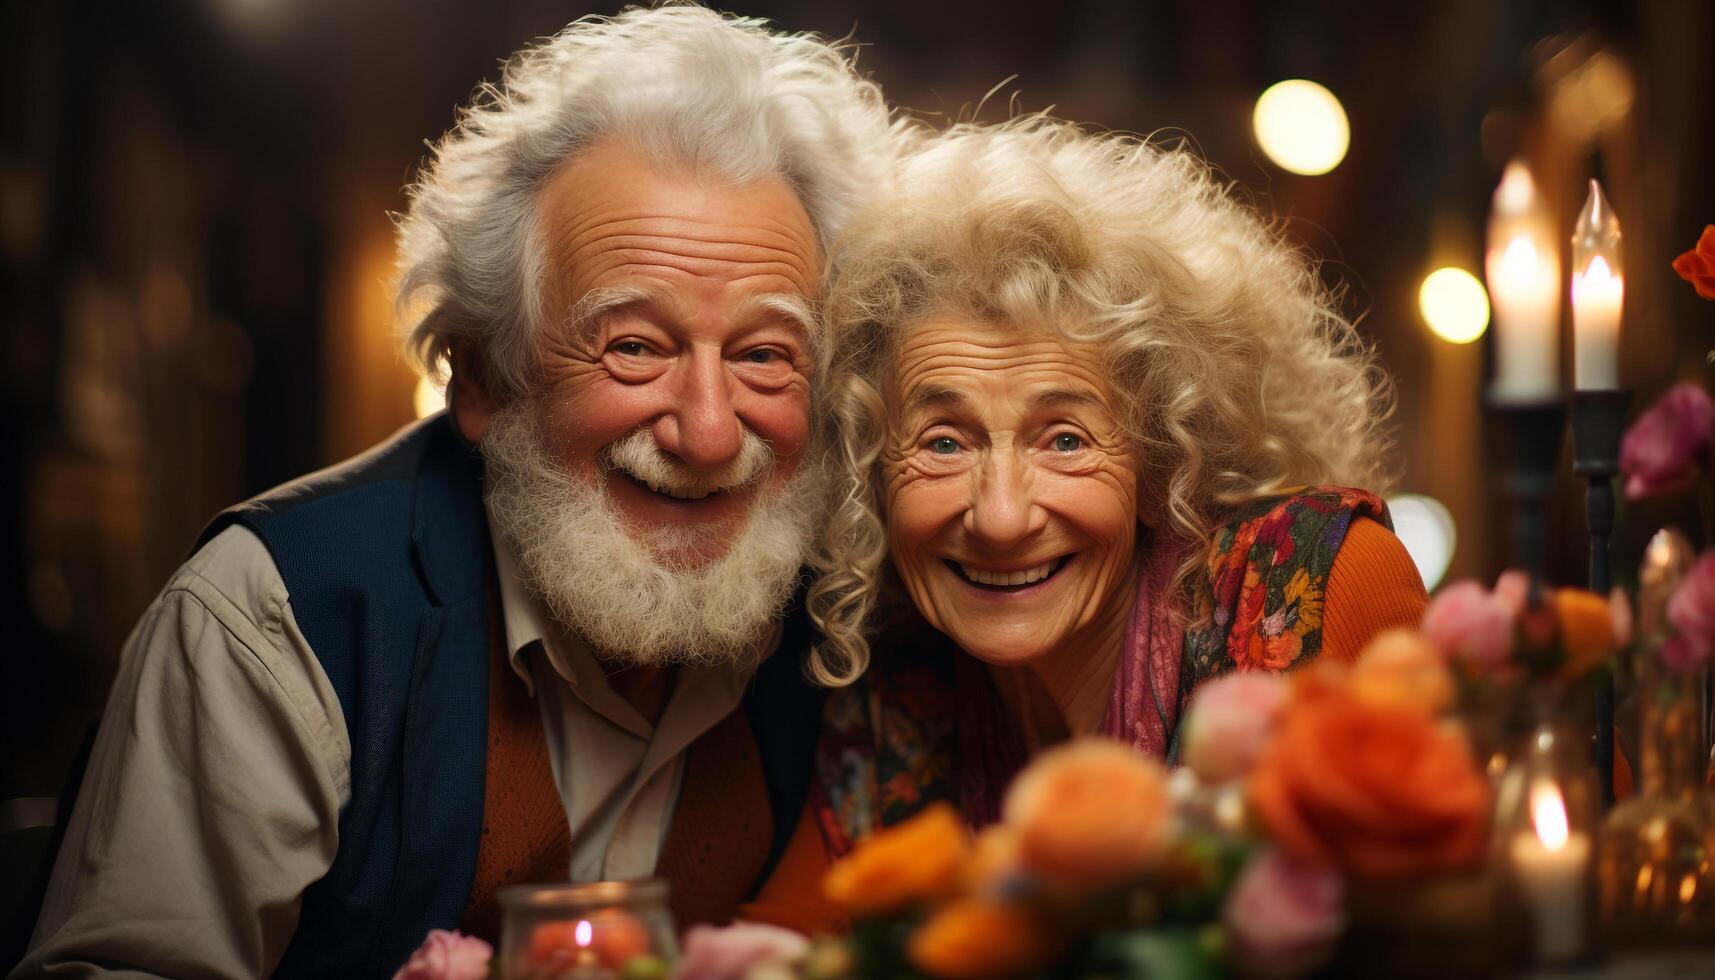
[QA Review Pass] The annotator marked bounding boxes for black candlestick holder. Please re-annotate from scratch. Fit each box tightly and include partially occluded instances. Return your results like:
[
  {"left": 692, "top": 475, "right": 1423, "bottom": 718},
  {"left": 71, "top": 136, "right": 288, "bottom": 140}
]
[
  {"left": 1490, "top": 397, "right": 1568, "bottom": 578},
  {"left": 1572, "top": 388, "right": 1631, "bottom": 809}
]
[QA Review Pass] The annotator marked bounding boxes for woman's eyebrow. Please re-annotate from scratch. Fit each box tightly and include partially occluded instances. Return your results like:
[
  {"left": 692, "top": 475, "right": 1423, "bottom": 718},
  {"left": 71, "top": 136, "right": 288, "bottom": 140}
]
[
  {"left": 1030, "top": 388, "right": 1104, "bottom": 411},
  {"left": 904, "top": 383, "right": 970, "bottom": 413}
]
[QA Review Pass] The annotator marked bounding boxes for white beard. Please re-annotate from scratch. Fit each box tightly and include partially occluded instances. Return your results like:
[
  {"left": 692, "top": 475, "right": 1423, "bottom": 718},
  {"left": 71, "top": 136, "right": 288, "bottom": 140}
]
[{"left": 481, "top": 405, "right": 825, "bottom": 668}]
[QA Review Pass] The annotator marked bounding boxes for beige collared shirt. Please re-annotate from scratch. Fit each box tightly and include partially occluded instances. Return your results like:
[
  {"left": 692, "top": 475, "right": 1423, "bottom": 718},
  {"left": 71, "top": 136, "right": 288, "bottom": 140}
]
[
  {"left": 15, "top": 509, "right": 774, "bottom": 979},
  {"left": 486, "top": 522, "right": 773, "bottom": 882}
]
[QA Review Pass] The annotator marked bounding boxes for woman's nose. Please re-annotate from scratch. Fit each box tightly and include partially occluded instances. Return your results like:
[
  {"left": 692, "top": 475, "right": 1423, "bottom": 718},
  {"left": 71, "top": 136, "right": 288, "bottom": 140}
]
[
  {"left": 964, "top": 449, "right": 1045, "bottom": 550},
  {"left": 652, "top": 348, "right": 744, "bottom": 470}
]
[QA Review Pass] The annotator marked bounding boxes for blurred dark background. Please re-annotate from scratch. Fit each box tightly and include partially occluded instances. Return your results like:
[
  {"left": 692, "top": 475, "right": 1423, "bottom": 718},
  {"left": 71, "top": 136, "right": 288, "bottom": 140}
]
[{"left": 3, "top": 0, "right": 1712, "bottom": 955}]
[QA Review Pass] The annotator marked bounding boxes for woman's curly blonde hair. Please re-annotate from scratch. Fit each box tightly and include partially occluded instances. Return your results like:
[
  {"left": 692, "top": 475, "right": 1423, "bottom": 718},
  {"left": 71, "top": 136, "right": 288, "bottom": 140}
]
[{"left": 803, "top": 117, "right": 1396, "bottom": 686}]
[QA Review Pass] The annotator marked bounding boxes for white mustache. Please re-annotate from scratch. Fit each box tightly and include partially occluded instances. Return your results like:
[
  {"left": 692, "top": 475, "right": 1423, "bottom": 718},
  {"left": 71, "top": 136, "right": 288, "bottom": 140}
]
[{"left": 599, "top": 428, "right": 774, "bottom": 499}]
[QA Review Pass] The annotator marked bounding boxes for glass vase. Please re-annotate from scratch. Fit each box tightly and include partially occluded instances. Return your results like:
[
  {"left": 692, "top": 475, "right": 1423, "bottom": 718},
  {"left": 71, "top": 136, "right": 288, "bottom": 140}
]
[
  {"left": 1598, "top": 660, "right": 1715, "bottom": 948},
  {"left": 1597, "top": 528, "right": 1715, "bottom": 950},
  {"left": 497, "top": 879, "right": 678, "bottom": 980}
]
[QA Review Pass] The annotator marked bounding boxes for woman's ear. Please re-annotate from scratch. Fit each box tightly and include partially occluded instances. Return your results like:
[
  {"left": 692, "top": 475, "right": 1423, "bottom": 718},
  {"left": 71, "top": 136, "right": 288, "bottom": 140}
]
[{"left": 447, "top": 339, "right": 498, "bottom": 443}]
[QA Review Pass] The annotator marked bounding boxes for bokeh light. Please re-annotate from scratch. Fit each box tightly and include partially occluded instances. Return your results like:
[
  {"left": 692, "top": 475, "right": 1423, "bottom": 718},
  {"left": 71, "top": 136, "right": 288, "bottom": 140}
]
[
  {"left": 1418, "top": 266, "right": 1491, "bottom": 344},
  {"left": 413, "top": 376, "right": 447, "bottom": 419},
  {"left": 1252, "top": 79, "right": 1350, "bottom": 176},
  {"left": 1387, "top": 493, "right": 1457, "bottom": 591}
]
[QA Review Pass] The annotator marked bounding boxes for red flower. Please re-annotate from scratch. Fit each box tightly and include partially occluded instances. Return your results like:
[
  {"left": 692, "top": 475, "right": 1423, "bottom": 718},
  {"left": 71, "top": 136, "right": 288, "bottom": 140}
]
[
  {"left": 1673, "top": 225, "right": 1715, "bottom": 300},
  {"left": 1620, "top": 383, "right": 1715, "bottom": 499}
]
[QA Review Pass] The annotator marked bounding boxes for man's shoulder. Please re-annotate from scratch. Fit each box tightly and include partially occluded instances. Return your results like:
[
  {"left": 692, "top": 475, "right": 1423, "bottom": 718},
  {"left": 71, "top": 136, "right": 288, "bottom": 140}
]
[
  {"left": 176, "top": 523, "right": 291, "bottom": 624},
  {"left": 194, "top": 411, "right": 489, "bottom": 617},
  {"left": 203, "top": 415, "right": 461, "bottom": 545}
]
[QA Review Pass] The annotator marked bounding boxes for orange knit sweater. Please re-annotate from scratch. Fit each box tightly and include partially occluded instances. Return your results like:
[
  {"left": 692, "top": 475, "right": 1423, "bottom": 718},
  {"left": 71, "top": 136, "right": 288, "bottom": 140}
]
[{"left": 739, "top": 517, "right": 1429, "bottom": 934}]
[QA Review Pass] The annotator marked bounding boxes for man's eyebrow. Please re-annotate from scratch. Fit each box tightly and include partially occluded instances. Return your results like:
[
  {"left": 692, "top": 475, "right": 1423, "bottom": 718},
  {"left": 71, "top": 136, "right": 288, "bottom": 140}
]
[
  {"left": 567, "top": 284, "right": 671, "bottom": 337},
  {"left": 732, "top": 292, "right": 817, "bottom": 338}
]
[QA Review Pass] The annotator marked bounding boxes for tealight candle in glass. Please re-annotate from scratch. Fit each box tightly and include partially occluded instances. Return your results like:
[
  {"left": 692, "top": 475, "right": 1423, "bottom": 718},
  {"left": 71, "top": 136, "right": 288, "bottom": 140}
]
[
  {"left": 498, "top": 879, "right": 676, "bottom": 980},
  {"left": 1497, "top": 690, "right": 1598, "bottom": 967}
]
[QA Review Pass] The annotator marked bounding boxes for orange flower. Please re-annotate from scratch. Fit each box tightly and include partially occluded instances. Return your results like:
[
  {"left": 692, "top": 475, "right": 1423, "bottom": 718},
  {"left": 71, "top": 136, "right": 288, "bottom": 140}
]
[
  {"left": 1003, "top": 739, "right": 1171, "bottom": 891},
  {"left": 1553, "top": 587, "right": 1619, "bottom": 676},
  {"left": 906, "top": 898, "right": 1063, "bottom": 979},
  {"left": 1672, "top": 225, "right": 1715, "bottom": 300},
  {"left": 1250, "top": 692, "right": 1490, "bottom": 878},
  {"left": 823, "top": 801, "right": 971, "bottom": 917},
  {"left": 1349, "top": 629, "right": 1455, "bottom": 715},
  {"left": 964, "top": 824, "right": 1023, "bottom": 892}
]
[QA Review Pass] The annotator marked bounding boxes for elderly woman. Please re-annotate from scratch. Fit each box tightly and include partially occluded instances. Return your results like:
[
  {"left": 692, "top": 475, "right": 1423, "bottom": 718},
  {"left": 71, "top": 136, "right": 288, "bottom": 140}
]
[{"left": 740, "top": 119, "right": 1426, "bottom": 931}]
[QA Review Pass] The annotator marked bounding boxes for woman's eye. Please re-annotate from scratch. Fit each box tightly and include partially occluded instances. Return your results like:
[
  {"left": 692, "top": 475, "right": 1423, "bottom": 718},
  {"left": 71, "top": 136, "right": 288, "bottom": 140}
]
[
  {"left": 930, "top": 437, "right": 961, "bottom": 456},
  {"left": 1052, "top": 433, "right": 1084, "bottom": 452}
]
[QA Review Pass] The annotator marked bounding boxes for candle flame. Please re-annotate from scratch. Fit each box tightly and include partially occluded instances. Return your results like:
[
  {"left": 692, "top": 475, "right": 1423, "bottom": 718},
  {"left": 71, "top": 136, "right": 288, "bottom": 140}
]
[
  {"left": 1530, "top": 780, "right": 1570, "bottom": 851},
  {"left": 1496, "top": 236, "right": 1543, "bottom": 290},
  {"left": 575, "top": 919, "right": 592, "bottom": 948},
  {"left": 1582, "top": 255, "right": 1613, "bottom": 282}
]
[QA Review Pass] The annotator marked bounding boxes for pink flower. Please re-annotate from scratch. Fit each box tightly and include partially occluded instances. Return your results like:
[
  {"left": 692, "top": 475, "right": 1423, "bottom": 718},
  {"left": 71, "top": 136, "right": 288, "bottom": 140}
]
[
  {"left": 672, "top": 922, "right": 809, "bottom": 980},
  {"left": 1181, "top": 672, "right": 1290, "bottom": 784},
  {"left": 1420, "top": 579, "right": 1515, "bottom": 671},
  {"left": 1663, "top": 553, "right": 1715, "bottom": 671},
  {"left": 1492, "top": 570, "right": 1530, "bottom": 618},
  {"left": 1621, "top": 384, "right": 1715, "bottom": 499},
  {"left": 393, "top": 930, "right": 491, "bottom": 980},
  {"left": 1222, "top": 848, "right": 1345, "bottom": 980}
]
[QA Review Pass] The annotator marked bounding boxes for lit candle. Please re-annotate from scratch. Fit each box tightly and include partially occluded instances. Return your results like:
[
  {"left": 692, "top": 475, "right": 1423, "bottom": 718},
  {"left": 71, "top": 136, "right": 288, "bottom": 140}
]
[
  {"left": 1570, "top": 179, "right": 1624, "bottom": 390},
  {"left": 1485, "top": 160, "right": 1562, "bottom": 402},
  {"left": 1509, "top": 779, "right": 1591, "bottom": 963}
]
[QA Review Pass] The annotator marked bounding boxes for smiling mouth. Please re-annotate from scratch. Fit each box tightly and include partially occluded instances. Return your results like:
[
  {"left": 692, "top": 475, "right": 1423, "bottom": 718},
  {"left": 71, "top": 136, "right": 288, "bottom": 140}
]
[
  {"left": 619, "top": 471, "right": 724, "bottom": 502},
  {"left": 946, "top": 556, "right": 1072, "bottom": 591}
]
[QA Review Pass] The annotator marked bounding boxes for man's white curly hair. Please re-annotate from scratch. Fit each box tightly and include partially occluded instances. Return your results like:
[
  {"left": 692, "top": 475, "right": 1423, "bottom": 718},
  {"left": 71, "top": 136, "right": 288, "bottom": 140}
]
[
  {"left": 805, "top": 118, "right": 1396, "bottom": 686},
  {"left": 396, "top": 2, "right": 899, "bottom": 396}
]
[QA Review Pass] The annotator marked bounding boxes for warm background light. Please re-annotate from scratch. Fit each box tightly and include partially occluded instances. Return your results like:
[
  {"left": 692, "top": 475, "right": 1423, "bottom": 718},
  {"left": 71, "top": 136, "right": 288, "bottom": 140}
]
[
  {"left": 1252, "top": 79, "right": 1350, "bottom": 176},
  {"left": 1387, "top": 494, "right": 1457, "bottom": 591},
  {"left": 413, "top": 376, "right": 447, "bottom": 419},
  {"left": 1418, "top": 267, "right": 1491, "bottom": 344}
]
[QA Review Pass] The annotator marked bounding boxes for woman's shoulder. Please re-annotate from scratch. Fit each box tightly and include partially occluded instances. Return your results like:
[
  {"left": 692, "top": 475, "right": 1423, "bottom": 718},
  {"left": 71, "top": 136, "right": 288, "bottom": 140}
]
[
  {"left": 1184, "top": 485, "right": 1416, "bottom": 681},
  {"left": 1213, "top": 485, "right": 1389, "bottom": 538}
]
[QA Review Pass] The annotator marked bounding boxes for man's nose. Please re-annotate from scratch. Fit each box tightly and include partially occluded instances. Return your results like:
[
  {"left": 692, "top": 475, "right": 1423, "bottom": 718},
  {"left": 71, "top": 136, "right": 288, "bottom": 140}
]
[
  {"left": 965, "top": 448, "right": 1044, "bottom": 550},
  {"left": 652, "top": 347, "right": 744, "bottom": 470}
]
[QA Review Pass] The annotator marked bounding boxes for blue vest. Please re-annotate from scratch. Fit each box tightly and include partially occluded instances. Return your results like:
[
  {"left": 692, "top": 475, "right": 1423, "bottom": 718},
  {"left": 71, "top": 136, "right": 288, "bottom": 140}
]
[{"left": 198, "top": 415, "right": 822, "bottom": 978}]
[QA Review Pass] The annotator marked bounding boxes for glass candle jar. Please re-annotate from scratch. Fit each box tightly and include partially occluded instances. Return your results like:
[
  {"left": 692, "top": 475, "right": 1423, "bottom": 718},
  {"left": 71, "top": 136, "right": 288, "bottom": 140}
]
[
  {"left": 1495, "top": 684, "right": 1600, "bottom": 967},
  {"left": 497, "top": 879, "right": 677, "bottom": 980}
]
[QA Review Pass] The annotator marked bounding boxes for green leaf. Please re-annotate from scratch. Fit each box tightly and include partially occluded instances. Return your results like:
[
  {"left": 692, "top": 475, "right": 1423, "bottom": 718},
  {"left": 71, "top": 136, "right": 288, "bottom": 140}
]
[{"left": 1080, "top": 928, "right": 1223, "bottom": 980}]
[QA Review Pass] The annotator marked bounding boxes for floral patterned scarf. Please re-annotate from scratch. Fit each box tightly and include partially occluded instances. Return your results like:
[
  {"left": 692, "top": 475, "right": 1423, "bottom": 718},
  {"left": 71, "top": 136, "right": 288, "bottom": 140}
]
[{"left": 813, "top": 487, "right": 1389, "bottom": 856}]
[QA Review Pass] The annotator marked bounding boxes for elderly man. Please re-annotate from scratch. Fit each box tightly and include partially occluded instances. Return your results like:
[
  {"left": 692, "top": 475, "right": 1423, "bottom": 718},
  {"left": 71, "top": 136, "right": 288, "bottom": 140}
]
[{"left": 16, "top": 6, "right": 896, "bottom": 977}]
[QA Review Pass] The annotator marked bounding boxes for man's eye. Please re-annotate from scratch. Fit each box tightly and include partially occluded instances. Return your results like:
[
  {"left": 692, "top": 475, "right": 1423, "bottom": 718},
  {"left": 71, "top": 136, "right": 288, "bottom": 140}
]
[
  {"left": 611, "top": 341, "right": 649, "bottom": 357},
  {"left": 930, "top": 437, "right": 961, "bottom": 456},
  {"left": 1052, "top": 433, "right": 1084, "bottom": 452},
  {"left": 744, "top": 349, "right": 780, "bottom": 364}
]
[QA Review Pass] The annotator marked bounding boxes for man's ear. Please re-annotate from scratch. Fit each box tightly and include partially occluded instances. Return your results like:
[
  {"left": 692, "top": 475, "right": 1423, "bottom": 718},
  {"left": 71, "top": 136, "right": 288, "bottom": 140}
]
[{"left": 447, "top": 339, "right": 498, "bottom": 443}]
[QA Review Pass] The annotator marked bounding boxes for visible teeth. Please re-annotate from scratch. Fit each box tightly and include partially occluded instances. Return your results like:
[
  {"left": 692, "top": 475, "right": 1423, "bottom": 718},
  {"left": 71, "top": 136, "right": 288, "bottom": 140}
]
[
  {"left": 642, "top": 479, "right": 715, "bottom": 500},
  {"left": 959, "top": 559, "right": 1059, "bottom": 587}
]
